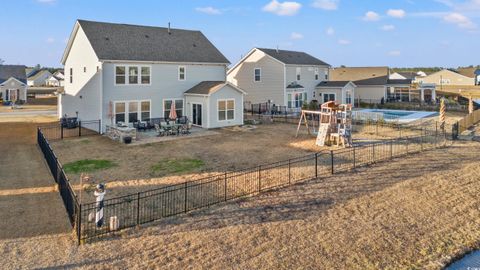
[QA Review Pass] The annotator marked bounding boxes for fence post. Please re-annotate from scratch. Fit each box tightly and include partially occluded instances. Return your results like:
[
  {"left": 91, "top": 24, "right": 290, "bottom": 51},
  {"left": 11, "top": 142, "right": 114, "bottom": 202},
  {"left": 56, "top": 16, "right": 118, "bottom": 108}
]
[
  {"left": 78, "top": 121, "right": 82, "bottom": 137},
  {"left": 315, "top": 153, "right": 318, "bottom": 178},
  {"left": 330, "top": 150, "right": 334, "bottom": 174},
  {"left": 421, "top": 129, "right": 424, "bottom": 151},
  {"left": 137, "top": 192, "right": 141, "bottom": 225},
  {"left": 184, "top": 182, "right": 188, "bottom": 212},
  {"left": 353, "top": 147, "right": 356, "bottom": 169},
  {"left": 390, "top": 139, "right": 393, "bottom": 159},
  {"left": 376, "top": 121, "right": 378, "bottom": 135},
  {"left": 406, "top": 136, "right": 409, "bottom": 154},
  {"left": 98, "top": 120, "right": 101, "bottom": 134},
  {"left": 224, "top": 172, "right": 227, "bottom": 201},
  {"left": 77, "top": 203, "right": 82, "bottom": 245},
  {"left": 61, "top": 124, "right": 64, "bottom": 139},
  {"left": 372, "top": 143, "right": 376, "bottom": 163},
  {"left": 258, "top": 165, "right": 262, "bottom": 192}
]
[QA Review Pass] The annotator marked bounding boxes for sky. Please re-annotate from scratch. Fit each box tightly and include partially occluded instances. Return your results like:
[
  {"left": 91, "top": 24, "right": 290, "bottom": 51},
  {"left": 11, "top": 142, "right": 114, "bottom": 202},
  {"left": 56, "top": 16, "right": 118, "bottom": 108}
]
[{"left": 0, "top": 0, "right": 479, "bottom": 68}]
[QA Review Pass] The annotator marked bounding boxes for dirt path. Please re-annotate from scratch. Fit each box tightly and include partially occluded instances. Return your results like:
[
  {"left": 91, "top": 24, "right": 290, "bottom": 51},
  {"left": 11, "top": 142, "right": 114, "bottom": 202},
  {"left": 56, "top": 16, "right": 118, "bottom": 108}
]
[
  {"left": 0, "top": 140, "right": 479, "bottom": 269},
  {"left": 0, "top": 122, "right": 70, "bottom": 239}
]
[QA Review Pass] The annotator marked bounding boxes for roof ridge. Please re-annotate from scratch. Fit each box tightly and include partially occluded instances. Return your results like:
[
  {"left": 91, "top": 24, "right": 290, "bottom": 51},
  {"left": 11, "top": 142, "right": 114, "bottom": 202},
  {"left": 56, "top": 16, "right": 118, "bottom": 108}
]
[{"left": 77, "top": 19, "right": 201, "bottom": 33}]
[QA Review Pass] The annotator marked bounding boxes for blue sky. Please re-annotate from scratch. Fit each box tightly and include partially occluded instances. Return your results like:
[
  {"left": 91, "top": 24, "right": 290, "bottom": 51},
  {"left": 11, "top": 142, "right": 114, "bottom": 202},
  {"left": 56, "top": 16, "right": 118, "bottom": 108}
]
[{"left": 0, "top": 0, "right": 479, "bottom": 68}]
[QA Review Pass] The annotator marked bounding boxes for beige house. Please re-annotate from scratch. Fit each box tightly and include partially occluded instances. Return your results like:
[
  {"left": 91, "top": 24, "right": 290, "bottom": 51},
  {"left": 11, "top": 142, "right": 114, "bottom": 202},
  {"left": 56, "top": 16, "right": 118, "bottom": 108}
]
[
  {"left": 417, "top": 69, "right": 475, "bottom": 86},
  {"left": 227, "top": 48, "right": 330, "bottom": 111},
  {"left": 315, "top": 81, "right": 355, "bottom": 106}
]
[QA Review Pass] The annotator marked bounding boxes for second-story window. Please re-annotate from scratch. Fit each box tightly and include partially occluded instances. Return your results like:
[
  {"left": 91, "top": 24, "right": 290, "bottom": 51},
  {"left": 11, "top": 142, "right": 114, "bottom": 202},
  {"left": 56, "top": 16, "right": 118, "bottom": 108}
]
[
  {"left": 129, "top": 66, "right": 138, "bottom": 84},
  {"left": 254, "top": 68, "right": 261, "bottom": 82},
  {"left": 325, "top": 74, "right": 328, "bottom": 80},
  {"left": 69, "top": 68, "right": 73, "bottom": 84},
  {"left": 115, "top": 65, "right": 150, "bottom": 85},
  {"left": 116, "top": 66, "right": 126, "bottom": 84},
  {"left": 296, "top": 67, "right": 301, "bottom": 81},
  {"left": 315, "top": 68, "right": 319, "bottom": 80},
  {"left": 178, "top": 66, "right": 186, "bottom": 81}
]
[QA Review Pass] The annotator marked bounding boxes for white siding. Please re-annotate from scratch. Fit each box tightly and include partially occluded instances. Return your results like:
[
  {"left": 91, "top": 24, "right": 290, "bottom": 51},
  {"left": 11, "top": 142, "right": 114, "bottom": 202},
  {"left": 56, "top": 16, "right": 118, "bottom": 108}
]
[
  {"left": 0, "top": 78, "right": 27, "bottom": 102},
  {"left": 285, "top": 65, "right": 328, "bottom": 103},
  {"left": 227, "top": 49, "right": 285, "bottom": 106},
  {"left": 208, "top": 85, "right": 244, "bottom": 128}
]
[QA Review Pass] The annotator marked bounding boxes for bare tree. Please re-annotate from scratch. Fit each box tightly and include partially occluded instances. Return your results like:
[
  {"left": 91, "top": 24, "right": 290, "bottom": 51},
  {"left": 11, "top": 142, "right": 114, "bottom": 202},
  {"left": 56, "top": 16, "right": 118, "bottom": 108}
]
[{"left": 0, "top": 58, "right": 4, "bottom": 65}]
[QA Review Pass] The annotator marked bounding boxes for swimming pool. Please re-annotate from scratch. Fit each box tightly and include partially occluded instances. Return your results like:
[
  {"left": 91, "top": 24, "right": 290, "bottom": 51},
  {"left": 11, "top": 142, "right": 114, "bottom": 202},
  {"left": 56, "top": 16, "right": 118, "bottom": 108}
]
[{"left": 355, "top": 109, "right": 437, "bottom": 123}]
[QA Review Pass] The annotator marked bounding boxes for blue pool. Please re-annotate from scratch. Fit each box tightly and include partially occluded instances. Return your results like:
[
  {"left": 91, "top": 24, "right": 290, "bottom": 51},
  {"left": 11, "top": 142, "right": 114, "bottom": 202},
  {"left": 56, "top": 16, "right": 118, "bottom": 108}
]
[
  {"left": 446, "top": 250, "right": 480, "bottom": 269},
  {"left": 357, "top": 109, "right": 437, "bottom": 123},
  {"left": 368, "top": 110, "right": 414, "bottom": 120}
]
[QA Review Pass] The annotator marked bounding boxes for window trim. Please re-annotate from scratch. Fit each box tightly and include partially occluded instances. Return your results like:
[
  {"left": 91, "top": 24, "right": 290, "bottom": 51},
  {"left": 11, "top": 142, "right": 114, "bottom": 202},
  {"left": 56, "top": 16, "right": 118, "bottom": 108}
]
[
  {"left": 114, "top": 64, "right": 151, "bottom": 86},
  {"left": 254, "top": 68, "right": 261, "bottom": 82},
  {"left": 314, "top": 68, "right": 319, "bottom": 81},
  {"left": 162, "top": 98, "right": 185, "bottom": 119},
  {"left": 113, "top": 99, "right": 152, "bottom": 124},
  {"left": 322, "top": 92, "right": 336, "bottom": 103},
  {"left": 217, "top": 98, "right": 235, "bottom": 122},
  {"left": 178, "top": 66, "right": 186, "bottom": 81},
  {"left": 287, "top": 91, "right": 307, "bottom": 108}
]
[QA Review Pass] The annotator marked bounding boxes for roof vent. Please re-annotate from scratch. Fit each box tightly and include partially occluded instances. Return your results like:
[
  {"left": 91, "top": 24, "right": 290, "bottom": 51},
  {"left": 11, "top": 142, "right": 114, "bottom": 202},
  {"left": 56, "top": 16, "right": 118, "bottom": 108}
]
[
  {"left": 105, "top": 37, "right": 110, "bottom": 41},
  {"left": 168, "top": 22, "right": 171, "bottom": 35},
  {"left": 192, "top": 43, "right": 197, "bottom": 47},
  {"left": 145, "top": 34, "right": 149, "bottom": 38}
]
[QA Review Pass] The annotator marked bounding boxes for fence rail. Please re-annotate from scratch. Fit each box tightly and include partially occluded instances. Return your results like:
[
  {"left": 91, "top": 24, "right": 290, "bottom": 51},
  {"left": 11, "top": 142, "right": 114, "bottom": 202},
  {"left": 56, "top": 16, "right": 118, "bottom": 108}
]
[
  {"left": 76, "top": 125, "right": 447, "bottom": 242},
  {"left": 39, "top": 120, "right": 101, "bottom": 141}
]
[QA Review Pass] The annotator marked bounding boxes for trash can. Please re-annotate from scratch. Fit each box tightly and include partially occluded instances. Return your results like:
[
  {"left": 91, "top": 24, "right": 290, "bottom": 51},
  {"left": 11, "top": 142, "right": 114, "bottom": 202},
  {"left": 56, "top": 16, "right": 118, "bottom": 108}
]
[{"left": 123, "top": 136, "right": 132, "bottom": 144}]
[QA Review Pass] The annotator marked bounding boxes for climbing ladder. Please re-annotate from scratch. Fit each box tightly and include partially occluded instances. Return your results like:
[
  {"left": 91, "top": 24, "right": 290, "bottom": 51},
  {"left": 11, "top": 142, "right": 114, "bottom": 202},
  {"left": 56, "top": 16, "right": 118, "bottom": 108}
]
[{"left": 316, "top": 123, "right": 330, "bottom": 146}]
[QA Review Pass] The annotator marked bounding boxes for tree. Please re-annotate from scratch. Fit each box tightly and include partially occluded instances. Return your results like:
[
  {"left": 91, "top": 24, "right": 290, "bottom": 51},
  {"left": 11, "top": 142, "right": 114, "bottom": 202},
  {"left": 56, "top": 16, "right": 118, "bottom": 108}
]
[
  {"left": 34, "top": 64, "right": 41, "bottom": 70},
  {"left": 0, "top": 58, "right": 4, "bottom": 65}
]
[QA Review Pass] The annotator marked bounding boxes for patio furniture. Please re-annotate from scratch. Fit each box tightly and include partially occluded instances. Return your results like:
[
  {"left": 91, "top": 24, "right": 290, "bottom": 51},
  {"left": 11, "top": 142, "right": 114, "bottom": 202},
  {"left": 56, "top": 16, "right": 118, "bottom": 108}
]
[
  {"left": 60, "top": 117, "right": 79, "bottom": 129},
  {"left": 154, "top": 124, "right": 166, "bottom": 137},
  {"left": 133, "top": 121, "right": 148, "bottom": 132},
  {"left": 180, "top": 122, "right": 192, "bottom": 135},
  {"left": 176, "top": 116, "right": 188, "bottom": 125}
]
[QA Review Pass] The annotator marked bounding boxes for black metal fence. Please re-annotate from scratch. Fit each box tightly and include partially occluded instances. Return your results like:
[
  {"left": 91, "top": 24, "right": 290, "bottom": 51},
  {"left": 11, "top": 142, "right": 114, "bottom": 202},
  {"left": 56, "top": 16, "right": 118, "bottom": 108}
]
[
  {"left": 39, "top": 120, "right": 101, "bottom": 141},
  {"left": 76, "top": 125, "right": 447, "bottom": 242},
  {"left": 246, "top": 102, "right": 289, "bottom": 115},
  {"left": 37, "top": 128, "right": 80, "bottom": 226}
]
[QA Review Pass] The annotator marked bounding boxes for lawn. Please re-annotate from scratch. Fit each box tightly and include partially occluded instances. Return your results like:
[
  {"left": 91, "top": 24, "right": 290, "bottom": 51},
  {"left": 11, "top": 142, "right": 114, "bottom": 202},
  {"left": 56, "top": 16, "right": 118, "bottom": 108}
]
[{"left": 63, "top": 159, "right": 116, "bottom": 174}]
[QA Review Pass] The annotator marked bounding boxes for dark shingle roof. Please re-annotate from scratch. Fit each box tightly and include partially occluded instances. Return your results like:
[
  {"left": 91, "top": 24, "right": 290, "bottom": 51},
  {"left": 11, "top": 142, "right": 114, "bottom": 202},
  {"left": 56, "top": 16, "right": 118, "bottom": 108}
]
[
  {"left": 354, "top": 76, "right": 389, "bottom": 86},
  {"left": 286, "top": 82, "right": 304, "bottom": 89},
  {"left": 316, "top": 81, "right": 351, "bottom": 88},
  {"left": 257, "top": 48, "right": 330, "bottom": 66},
  {"left": 397, "top": 72, "right": 417, "bottom": 80},
  {"left": 387, "top": 79, "right": 412, "bottom": 85},
  {"left": 77, "top": 20, "right": 230, "bottom": 64},
  {"left": 0, "top": 65, "right": 27, "bottom": 84}
]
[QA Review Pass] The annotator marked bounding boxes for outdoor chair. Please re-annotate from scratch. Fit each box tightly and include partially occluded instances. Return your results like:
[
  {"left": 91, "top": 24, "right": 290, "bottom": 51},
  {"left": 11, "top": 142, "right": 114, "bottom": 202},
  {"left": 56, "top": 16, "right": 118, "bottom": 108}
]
[
  {"left": 61, "top": 117, "right": 78, "bottom": 129},
  {"left": 154, "top": 124, "right": 166, "bottom": 137},
  {"left": 180, "top": 121, "right": 192, "bottom": 135},
  {"left": 176, "top": 116, "right": 188, "bottom": 125},
  {"left": 133, "top": 121, "right": 147, "bottom": 132}
]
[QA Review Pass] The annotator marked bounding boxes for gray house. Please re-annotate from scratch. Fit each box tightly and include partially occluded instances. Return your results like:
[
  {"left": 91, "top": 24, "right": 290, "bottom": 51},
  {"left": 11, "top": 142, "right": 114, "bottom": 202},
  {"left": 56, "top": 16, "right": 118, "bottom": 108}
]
[
  {"left": 59, "top": 20, "right": 244, "bottom": 131},
  {"left": 0, "top": 65, "right": 27, "bottom": 103},
  {"left": 227, "top": 48, "right": 330, "bottom": 111}
]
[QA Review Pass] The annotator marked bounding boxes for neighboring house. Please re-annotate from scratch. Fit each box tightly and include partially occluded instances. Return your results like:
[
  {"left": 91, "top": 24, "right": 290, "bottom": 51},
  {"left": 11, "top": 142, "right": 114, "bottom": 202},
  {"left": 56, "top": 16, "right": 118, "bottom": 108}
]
[
  {"left": 54, "top": 70, "right": 65, "bottom": 80},
  {"left": 27, "top": 69, "right": 52, "bottom": 86},
  {"left": 45, "top": 74, "right": 64, "bottom": 87},
  {"left": 0, "top": 65, "right": 27, "bottom": 103},
  {"left": 315, "top": 81, "right": 355, "bottom": 105},
  {"left": 59, "top": 19, "right": 244, "bottom": 131},
  {"left": 417, "top": 69, "right": 475, "bottom": 86},
  {"left": 457, "top": 67, "right": 480, "bottom": 85},
  {"left": 476, "top": 69, "right": 480, "bottom": 86},
  {"left": 389, "top": 71, "right": 417, "bottom": 80},
  {"left": 227, "top": 48, "right": 330, "bottom": 110}
]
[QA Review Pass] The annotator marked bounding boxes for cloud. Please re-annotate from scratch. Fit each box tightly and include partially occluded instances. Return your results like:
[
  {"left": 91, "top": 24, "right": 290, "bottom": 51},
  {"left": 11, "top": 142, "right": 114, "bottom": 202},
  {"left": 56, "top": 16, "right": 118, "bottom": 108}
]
[
  {"left": 312, "top": 0, "right": 339, "bottom": 10},
  {"left": 263, "top": 0, "right": 302, "bottom": 16},
  {"left": 443, "top": 12, "right": 477, "bottom": 29},
  {"left": 290, "top": 32, "right": 304, "bottom": 39},
  {"left": 46, "top": 37, "right": 55, "bottom": 43},
  {"left": 388, "top": 50, "right": 401, "bottom": 56},
  {"left": 387, "top": 9, "right": 406, "bottom": 18},
  {"left": 326, "top": 27, "right": 335, "bottom": 35},
  {"left": 338, "top": 39, "right": 351, "bottom": 45},
  {"left": 363, "top": 11, "right": 380, "bottom": 21},
  {"left": 195, "top": 6, "right": 222, "bottom": 15},
  {"left": 381, "top": 24, "right": 395, "bottom": 31}
]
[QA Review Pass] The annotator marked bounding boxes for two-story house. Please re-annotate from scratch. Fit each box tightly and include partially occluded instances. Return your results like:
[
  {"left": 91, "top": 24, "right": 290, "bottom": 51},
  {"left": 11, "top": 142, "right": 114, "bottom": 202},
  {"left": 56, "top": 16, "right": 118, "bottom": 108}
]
[
  {"left": 227, "top": 48, "right": 330, "bottom": 111},
  {"left": 59, "top": 20, "right": 245, "bottom": 131}
]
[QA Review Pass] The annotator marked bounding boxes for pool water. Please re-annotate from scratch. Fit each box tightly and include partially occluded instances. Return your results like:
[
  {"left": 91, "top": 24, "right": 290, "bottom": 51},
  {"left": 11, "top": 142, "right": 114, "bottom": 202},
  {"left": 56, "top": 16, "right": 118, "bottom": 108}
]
[
  {"left": 446, "top": 250, "right": 480, "bottom": 269},
  {"left": 358, "top": 109, "right": 437, "bottom": 123},
  {"left": 369, "top": 110, "right": 414, "bottom": 120}
]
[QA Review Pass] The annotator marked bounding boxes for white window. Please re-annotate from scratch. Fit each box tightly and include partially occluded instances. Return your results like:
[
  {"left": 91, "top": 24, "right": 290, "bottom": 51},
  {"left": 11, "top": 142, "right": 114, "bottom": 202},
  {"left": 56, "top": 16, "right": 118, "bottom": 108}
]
[
  {"left": 287, "top": 92, "right": 307, "bottom": 108},
  {"left": 115, "top": 65, "right": 150, "bottom": 85},
  {"left": 325, "top": 74, "right": 328, "bottom": 80},
  {"left": 296, "top": 67, "right": 301, "bottom": 81},
  {"left": 440, "top": 78, "right": 450, "bottom": 84},
  {"left": 346, "top": 91, "right": 352, "bottom": 104},
  {"left": 254, "top": 68, "right": 261, "bottom": 82},
  {"left": 178, "top": 66, "right": 186, "bottom": 81},
  {"left": 218, "top": 99, "right": 235, "bottom": 121},
  {"left": 315, "top": 68, "right": 319, "bottom": 80},
  {"left": 163, "top": 99, "right": 184, "bottom": 119},
  {"left": 114, "top": 100, "right": 151, "bottom": 124},
  {"left": 323, "top": 93, "right": 336, "bottom": 103}
]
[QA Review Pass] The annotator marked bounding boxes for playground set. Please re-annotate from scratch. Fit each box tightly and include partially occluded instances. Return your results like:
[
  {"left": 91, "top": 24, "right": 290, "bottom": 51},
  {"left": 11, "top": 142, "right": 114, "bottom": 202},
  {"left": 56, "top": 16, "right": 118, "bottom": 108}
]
[{"left": 296, "top": 101, "right": 353, "bottom": 147}]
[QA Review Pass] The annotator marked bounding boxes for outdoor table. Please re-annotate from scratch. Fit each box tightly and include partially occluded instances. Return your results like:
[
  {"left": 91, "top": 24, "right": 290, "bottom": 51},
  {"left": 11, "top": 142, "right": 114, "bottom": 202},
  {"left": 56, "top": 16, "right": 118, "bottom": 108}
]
[{"left": 163, "top": 123, "right": 182, "bottom": 135}]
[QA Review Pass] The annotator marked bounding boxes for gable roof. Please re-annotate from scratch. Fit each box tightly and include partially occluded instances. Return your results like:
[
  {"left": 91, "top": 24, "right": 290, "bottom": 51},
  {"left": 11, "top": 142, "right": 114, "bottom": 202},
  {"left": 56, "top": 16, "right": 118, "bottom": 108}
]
[
  {"left": 316, "top": 81, "right": 353, "bottom": 88},
  {"left": 69, "top": 20, "right": 230, "bottom": 64},
  {"left": 184, "top": 81, "right": 246, "bottom": 96},
  {"left": 387, "top": 79, "right": 413, "bottom": 85},
  {"left": 28, "top": 69, "right": 51, "bottom": 80},
  {"left": 457, "top": 67, "right": 478, "bottom": 78},
  {"left": 423, "top": 69, "right": 474, "bottom": 80},
  {"left": 354, "top": 75, "right": 389, "bottom": 86},
  {"left": 0, "top": 65, "right": 27, "bottom": 84},
  {"left": 257, "top": 48, "right": 330, "bottom": 66},
  {"left": 330, "top": 67, "right": 389, "bottom": 81}
]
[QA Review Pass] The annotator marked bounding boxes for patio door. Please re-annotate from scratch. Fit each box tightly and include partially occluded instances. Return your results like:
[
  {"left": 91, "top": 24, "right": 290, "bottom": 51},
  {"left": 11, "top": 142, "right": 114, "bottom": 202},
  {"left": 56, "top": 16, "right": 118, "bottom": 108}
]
[
  {"left": 192, "top": 103, "right": 202, "bottom": 126},
  {"left": 6, "top": 89, "right": 18, "bottom": 101}
]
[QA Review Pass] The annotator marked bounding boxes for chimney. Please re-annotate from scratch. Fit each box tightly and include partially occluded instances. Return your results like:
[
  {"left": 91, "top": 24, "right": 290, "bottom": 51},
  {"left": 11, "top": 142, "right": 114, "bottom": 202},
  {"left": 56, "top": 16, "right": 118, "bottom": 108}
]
[{"left": 168, "top": 22, "right": 171, "bottom": 34}]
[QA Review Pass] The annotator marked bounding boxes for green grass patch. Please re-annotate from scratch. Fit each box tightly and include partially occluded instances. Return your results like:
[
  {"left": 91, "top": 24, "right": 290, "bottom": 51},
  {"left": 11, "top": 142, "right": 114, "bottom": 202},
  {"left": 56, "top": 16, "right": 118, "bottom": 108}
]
[
  {"left": 150, "top": 158, "right": 205, "bottom": 176},
  {"left": 63, "top": 159, "right": 116, "bottom": 174}
]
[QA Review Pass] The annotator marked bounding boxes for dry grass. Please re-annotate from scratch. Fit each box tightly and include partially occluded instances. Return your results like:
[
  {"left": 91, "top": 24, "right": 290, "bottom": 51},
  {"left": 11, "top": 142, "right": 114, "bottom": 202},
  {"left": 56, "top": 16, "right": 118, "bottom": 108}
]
[{"left": 0, "top": 141, "right": 479, "bottom": 269}]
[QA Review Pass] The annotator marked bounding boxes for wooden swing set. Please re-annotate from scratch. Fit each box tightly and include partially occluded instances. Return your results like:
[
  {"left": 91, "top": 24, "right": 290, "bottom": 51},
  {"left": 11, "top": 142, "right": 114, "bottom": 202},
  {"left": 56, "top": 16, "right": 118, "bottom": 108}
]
[{"left": 295, "top": 101, "right": 352, "bottom": 147}]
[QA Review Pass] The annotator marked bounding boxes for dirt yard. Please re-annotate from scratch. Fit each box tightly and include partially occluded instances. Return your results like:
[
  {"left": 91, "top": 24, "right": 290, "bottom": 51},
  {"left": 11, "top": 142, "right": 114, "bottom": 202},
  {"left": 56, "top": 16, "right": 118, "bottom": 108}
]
[
  {"left": 50, "top": 122, "right": 411, "bottom": 202},
  {"left": 0, "top": 139, "right": 479, "bottom": 269},
  {"left": 0, "top": 121, "right": 70, "bottom": 240}
]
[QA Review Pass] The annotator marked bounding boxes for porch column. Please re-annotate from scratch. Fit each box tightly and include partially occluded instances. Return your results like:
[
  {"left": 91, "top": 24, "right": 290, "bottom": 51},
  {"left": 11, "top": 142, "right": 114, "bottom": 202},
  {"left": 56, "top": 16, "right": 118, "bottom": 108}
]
[
  {"left": 420, "top": 88, "right": 425, "bottom": 102},
  {"left": 431, "top": 88, "right": 436, "bottom": 102}
]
